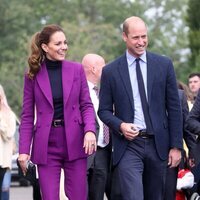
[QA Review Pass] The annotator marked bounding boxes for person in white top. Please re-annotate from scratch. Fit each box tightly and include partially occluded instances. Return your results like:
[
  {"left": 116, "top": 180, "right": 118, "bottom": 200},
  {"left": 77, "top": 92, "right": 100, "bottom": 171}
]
[
  {"left": 0, "top": 84, "right": 16, "bottom": 200},
  {"left": 82, "top": 54, "right": 111, "bottom": 200}
]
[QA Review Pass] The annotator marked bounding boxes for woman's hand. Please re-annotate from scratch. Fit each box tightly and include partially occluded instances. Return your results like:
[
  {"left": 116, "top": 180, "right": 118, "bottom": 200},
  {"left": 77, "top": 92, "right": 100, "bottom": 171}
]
[
  {"left": 18, "top": 154, "right": 30, "bottom": 176},
  {"left": 83, "top": 131, "right": 96, "bottom": 155}
]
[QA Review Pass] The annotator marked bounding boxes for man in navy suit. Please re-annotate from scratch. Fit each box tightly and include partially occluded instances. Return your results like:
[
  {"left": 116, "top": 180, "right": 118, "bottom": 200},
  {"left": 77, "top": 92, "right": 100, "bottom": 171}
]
[{"left": 98, "top": 16, "right": 183, "bottom": 200}]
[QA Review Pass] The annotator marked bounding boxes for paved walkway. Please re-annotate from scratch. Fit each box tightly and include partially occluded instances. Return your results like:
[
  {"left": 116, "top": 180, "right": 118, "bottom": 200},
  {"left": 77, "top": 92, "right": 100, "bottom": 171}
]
[
  {"left": 10, "top": 186, "right": 32, "bottom": 200},
  {"left": 10, "top": 185, "right": 108, "bottom": 200}
]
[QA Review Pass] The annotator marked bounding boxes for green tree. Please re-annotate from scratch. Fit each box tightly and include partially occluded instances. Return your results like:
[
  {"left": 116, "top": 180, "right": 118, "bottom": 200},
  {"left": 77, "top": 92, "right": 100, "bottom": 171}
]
[
  {"left": 187, "top": 0, "right": 200, "bottom": 72},
  {"left": 0, "top": 0, "right": 192, "bottom": 116},
  {"left": 0, "top": 0, "right": 34, "bottom": 115}
]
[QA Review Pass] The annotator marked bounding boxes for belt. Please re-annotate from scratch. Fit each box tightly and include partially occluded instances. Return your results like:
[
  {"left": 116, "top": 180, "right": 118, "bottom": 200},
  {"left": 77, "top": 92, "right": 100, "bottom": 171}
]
[
  {"left": 52, "top": 119, "right": 64, "bottom": 127},
  {"left": 138, "top": 129, "right": 154, "bottom": 139}
]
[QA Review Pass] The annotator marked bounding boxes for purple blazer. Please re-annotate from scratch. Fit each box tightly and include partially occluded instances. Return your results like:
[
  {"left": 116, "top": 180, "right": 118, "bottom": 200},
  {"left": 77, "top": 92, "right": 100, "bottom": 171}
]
[{"left": 19, "top": 60, "right": 96, "bottom": 164}]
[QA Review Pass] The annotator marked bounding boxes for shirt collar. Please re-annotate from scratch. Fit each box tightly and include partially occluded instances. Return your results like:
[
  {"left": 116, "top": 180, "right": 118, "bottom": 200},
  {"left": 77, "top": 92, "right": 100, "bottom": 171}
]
[
  {"left": 87, "top": 81, "right": 95, "bottom": 89},
  {"left": 126, "top": 50, "right": 147, "bottom": 66},
  {"left": 87, "top": 81, "right": 99, "bottom": 91}
]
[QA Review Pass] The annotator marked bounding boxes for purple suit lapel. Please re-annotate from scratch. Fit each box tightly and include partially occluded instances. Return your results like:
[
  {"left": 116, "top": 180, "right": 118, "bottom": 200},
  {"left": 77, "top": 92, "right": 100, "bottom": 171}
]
[
  {"left": 36, "top": 62, "right": 53, "bottom": 108},
  {"left": 62, "top": 60, "right": 74, "bottom": 106},
  {"left": 36, "top": 60, "right": 74, "bottom": 108}
]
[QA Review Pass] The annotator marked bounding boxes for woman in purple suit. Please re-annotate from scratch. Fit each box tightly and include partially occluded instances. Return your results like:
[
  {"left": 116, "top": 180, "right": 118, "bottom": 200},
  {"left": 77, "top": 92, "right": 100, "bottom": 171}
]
[{"left": 18, "top": 24, "right": 96, "bottom": 200}]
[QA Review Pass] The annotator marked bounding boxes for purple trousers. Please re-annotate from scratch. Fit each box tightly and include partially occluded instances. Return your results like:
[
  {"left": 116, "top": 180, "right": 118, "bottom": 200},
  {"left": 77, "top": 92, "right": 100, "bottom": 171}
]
[{"left": 37, "top": 126, "right": 87, "bottom": 200}]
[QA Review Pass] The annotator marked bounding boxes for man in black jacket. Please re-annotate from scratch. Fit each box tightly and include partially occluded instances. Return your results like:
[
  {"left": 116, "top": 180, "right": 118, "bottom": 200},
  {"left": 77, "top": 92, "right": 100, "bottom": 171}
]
[
  {"left": 185, "top": 89, "right": 200, "bottom": 196},
  {"left": 164, "top": 89, "right": 196, "bottom": 199},
  {"left": 186, "top": 90, "right": 200, "bottom": 134}
]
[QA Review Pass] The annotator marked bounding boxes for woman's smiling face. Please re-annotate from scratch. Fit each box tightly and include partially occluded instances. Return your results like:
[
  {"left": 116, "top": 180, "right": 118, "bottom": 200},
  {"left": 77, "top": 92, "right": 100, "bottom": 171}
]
[{"left": 42, "top": 31, "right": 68, "bottom": 61}]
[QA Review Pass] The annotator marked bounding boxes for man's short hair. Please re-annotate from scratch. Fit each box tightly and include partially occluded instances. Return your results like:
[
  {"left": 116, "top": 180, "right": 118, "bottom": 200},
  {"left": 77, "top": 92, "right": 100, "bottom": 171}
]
[
  {"left": 188, "top": 72, "right": 200, "bottom": 79},
  {"left": 122, "top": 20, "right": 129, "bottom": 35}
]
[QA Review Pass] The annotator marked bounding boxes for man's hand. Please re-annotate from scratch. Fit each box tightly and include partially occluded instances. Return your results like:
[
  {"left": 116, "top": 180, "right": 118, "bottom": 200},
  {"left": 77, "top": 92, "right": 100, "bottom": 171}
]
[
  {"left": 188, "top": 158, "right": 195, "bottom": 168},
  {"left": 120, "top": 122, "right": 139, "bottom": 140},
  {"left": 168, "top": 148, "right": 182, "bottom": 168}
]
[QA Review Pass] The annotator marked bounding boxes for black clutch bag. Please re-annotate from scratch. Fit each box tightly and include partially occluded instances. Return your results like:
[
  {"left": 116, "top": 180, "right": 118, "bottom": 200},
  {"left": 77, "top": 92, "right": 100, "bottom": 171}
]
[{"left": 17, "top": 159, "right": 37, "bottom": 184}]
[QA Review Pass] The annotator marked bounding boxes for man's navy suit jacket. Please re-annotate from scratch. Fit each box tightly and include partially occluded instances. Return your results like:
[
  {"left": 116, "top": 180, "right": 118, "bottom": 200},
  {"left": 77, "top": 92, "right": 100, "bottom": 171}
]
[{"left": 98, "top": 51, "right": 183, "bottom": 165}]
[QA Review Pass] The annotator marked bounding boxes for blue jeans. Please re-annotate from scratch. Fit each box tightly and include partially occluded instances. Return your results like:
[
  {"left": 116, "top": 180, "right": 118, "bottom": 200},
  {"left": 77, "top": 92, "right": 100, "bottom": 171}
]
[{"left": 1, "top": 170, "right": 11, "bottom": 200}]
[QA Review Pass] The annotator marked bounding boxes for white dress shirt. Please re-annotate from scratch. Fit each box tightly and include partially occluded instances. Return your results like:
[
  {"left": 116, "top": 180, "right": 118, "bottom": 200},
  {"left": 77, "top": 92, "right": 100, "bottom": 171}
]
[{"left": 87, "top": 81, "right": 107, "bottom": 147}]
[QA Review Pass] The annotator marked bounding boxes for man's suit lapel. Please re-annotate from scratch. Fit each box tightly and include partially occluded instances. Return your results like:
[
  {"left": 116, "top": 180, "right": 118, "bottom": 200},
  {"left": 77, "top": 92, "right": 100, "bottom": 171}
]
[
  {"left": 36, "top": 62, "right": 53, "bottom": 108},
  {"left": 118, "top": 54, "right": 135, "bottom": 111},
  {"left": 146, "top": 52, "right": 156, "bottom": 105},
  {"left": 62, "top": 60, "right": 74, "bottom": 106}
]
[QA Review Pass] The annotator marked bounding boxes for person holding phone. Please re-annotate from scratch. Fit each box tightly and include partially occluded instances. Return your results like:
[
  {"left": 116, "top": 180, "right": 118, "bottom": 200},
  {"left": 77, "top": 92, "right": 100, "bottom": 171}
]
[{"left": 18, "top": 24, "right": 96, "bottom": 200}]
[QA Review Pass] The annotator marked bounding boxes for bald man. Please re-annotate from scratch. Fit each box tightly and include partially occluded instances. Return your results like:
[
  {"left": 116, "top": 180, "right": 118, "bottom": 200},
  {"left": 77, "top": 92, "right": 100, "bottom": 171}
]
[
  {"left": 82, "top": 54, "right": 112, "bottom": 200},
  {"left": 98, "top": 16, "right": 182, "bottom": 200}
]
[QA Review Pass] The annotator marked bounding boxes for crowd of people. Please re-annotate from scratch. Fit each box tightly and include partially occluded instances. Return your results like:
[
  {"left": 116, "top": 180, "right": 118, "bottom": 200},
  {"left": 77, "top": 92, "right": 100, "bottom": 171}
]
[{"left": 0, "top": 15, "right": 200, "bottom": 200}]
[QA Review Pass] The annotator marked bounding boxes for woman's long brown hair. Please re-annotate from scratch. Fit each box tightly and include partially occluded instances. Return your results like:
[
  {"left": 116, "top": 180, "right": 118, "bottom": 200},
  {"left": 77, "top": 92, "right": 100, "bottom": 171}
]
[{"left": 27, "top": 24, "right": 64, "bottom": 79}]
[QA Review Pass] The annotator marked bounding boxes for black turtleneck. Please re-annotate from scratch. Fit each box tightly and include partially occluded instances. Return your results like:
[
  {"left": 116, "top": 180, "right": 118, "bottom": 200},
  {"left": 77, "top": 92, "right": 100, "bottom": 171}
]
[{"left": 45, "top": 58, "right": 64, "bottom": 120}]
